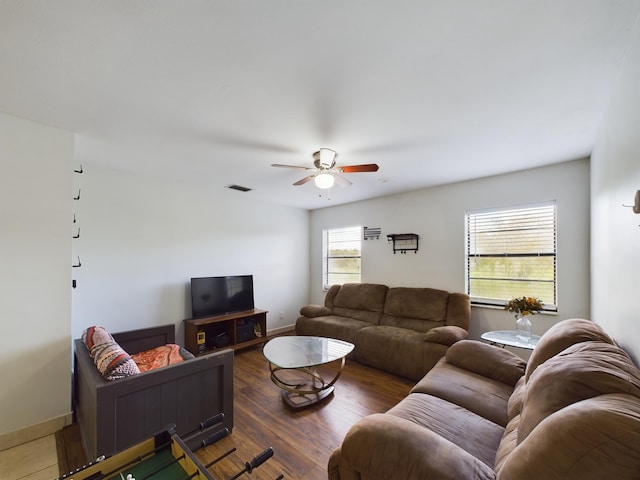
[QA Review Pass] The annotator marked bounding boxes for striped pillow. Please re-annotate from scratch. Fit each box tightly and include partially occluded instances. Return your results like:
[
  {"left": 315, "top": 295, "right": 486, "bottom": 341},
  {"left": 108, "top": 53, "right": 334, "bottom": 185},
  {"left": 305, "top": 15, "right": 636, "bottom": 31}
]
[{"left": 82, "top": 326, "right": 141, "bottom": 380}]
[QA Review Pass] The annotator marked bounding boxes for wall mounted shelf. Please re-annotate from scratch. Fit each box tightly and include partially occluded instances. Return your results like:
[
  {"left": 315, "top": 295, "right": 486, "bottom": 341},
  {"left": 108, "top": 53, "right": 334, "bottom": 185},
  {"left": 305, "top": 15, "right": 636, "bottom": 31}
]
[{"left": 387, "top": 233, "right": 419, "bottom": 254}]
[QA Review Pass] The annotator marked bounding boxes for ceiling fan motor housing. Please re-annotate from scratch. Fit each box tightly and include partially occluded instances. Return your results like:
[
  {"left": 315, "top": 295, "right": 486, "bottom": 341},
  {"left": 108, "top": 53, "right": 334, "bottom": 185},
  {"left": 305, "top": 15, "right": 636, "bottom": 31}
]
[{"left": 314, "top": 148, "right": 337, "bottom": 169}]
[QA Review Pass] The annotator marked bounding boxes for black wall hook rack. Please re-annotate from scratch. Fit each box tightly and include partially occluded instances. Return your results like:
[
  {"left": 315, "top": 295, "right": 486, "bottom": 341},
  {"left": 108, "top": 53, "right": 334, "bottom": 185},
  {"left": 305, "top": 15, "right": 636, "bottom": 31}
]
[
  {"left": 364, "top": 226, "right": 381, "bottom": 240},
  {"left": 387, "top": 233, "right": 419, "bottom": 254},
  {"left": 74, "top": 164, "right": 83, "bottom": 174}
]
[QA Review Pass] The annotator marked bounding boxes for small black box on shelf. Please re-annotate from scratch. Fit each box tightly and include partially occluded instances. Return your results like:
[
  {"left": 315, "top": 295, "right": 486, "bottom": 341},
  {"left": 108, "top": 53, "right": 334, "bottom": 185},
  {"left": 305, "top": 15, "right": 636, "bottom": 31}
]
[
  {"left": 208, "top": 332, "right": 230, "bottom": 348},
  {"left": 236, "top": 319, "right": 257, "bottom": 343}
]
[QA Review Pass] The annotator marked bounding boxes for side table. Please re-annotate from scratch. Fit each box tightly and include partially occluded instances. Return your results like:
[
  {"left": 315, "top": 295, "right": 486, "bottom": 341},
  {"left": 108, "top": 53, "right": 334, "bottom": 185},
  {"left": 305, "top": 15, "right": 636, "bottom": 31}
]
[{"left": 480, "top": 330, "right": 541, "bottom": 350}]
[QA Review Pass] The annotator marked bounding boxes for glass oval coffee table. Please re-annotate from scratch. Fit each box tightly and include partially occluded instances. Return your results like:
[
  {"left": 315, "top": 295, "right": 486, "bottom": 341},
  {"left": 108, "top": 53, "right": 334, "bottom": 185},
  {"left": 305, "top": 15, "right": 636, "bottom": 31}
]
[
  {"left": 263, "top": 336, "right": 354, "bottom": 408},
  {"left": 481, "top": 330, "right": 541, "bottom": 350}
]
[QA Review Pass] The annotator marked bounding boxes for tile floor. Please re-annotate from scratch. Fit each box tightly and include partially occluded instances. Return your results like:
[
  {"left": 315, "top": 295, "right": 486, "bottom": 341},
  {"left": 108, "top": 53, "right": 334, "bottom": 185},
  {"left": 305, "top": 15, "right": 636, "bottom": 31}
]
[{"left": 0, "top": 435, "right": 58, "bottom": 480}]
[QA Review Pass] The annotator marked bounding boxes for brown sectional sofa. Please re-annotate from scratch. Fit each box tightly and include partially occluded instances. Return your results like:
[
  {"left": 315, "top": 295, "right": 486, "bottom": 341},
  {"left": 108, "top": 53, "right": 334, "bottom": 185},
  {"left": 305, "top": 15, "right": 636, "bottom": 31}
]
[
  {"left": 296, "top": 283, "right": 470, "bottom": 380},
  {"left": 328, "top": 318, "right": 640, "bottom": 480}
]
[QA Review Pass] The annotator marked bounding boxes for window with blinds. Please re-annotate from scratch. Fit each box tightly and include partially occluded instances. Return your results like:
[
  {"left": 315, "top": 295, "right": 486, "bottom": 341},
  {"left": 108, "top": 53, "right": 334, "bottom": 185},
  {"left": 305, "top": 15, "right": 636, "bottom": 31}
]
[
  {"left": 322, "top": 226, "right": 362, "bottom": 289},
  {"left": 465, "top": 203, "right": 557, "bottom": 311}
]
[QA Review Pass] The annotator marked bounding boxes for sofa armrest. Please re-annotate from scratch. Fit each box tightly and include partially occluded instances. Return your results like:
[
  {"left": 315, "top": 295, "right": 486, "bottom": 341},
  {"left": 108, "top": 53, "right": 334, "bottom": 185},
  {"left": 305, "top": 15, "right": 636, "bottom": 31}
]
[
  {"left": 446, "top": 340, "right": 526, "bottom": 386},
  {"left": 300, "top": 304, "right": 332, "bottom": 317},
  {"left": 330, "top": 414, "right": 495, "bottom": 480},
  {"left": 425, "top": 325, "right": 468, "bottom": 346}
]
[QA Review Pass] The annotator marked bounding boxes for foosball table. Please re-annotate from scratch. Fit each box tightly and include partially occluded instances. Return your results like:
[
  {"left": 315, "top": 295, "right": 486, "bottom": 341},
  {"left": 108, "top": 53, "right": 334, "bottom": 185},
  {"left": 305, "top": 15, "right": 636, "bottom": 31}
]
[{"left": 56, "top": 414, "right": 280, "bottom": 480}]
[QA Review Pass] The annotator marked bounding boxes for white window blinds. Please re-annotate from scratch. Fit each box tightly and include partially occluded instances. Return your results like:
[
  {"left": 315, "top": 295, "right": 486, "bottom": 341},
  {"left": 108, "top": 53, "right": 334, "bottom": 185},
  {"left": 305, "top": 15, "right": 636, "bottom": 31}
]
[
  {"left": 465, "top": 203, "right": 557, "bottom": 311},
  {"left": 322, "top": 226, "right": 362, "bottom": 289}
]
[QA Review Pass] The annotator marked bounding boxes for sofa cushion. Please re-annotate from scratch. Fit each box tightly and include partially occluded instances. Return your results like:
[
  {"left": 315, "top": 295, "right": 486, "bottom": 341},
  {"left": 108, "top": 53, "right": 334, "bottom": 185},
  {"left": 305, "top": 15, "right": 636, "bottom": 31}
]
[
  {"left": 412, "top": 359, "right": 515, "bottom": 427},
  {"left": 381, "top": 287, "right": 450, "bottom": 331},
  {"left": 507, "top": 376, "right": 526, "bottom": 421},
  {"left": 355, "top": 325, "right": 448, "bottom": 380},
  {"left": 296, "top": 314, "right": 370, "bottom": 347},
  {"left": 387, "top": 393, "right": 505, "bottom": 468},
  {"left": 524, "top": 318, "right": 614, "bottom": 382},
  {"left": 331, "top": 283, "right": 388, "bottom": 325},
  {"left": 518, "top": 341, "right": 640, "bottom": 443},
  {"left": 493, "top": 413, "right": 520, "bottom": 474}
]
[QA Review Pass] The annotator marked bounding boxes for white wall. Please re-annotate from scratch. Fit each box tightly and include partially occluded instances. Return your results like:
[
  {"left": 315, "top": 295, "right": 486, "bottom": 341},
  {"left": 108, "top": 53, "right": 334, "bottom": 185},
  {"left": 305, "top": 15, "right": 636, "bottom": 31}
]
[
  {"left": 309, "top": 159, "right": 591, "bottom": 343},
  {"left": 71, "top": 164, "right": 309, "bottom": 341},
  {"left": 0, "top": 112, "right": 73, "bottom": 436},
  {"left": 591, "top": 16, "right": 640, "bottom": 364}
]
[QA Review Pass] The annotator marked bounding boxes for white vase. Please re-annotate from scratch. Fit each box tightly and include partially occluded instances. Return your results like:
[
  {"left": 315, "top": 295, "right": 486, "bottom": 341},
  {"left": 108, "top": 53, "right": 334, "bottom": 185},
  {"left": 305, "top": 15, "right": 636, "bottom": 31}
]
[{"left": 515, "top": 314, "right": 532, "bottom": 344}]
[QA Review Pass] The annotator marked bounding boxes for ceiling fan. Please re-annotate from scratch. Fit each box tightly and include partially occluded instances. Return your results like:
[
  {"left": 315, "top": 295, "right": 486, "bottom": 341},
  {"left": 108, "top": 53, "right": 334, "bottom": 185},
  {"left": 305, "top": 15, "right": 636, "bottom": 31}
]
[{"left": 271, "top": 148, "right": 379, "bottom": 189}]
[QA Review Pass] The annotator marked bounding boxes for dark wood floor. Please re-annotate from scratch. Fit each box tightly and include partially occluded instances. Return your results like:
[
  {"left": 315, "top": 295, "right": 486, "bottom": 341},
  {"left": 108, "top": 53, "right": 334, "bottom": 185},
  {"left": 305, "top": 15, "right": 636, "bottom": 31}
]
[{"left": 195, "top": 341, "right": 414, "bottom": 480}]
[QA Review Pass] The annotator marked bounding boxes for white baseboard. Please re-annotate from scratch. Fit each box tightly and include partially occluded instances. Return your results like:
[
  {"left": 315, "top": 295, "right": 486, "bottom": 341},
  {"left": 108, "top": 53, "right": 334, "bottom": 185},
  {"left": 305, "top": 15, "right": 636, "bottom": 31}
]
[
  {"left": 0, "top": 413, "right": 73, "bottom": 452},
  {"left": 267, "top": 324, "right": 295, "bottom": 336}
]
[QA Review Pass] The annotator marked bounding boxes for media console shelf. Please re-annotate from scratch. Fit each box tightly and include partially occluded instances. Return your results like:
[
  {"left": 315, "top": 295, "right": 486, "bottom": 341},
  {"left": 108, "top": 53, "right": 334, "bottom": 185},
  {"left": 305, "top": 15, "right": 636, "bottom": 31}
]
[{"left": 184, "top": 309, "right": 268, "bottom": 356}]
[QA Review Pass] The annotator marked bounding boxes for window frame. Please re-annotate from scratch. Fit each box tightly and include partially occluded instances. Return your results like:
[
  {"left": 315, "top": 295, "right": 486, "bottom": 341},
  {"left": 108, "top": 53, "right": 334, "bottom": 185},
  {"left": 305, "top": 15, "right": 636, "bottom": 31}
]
[
  {"left": 322, "top": 225, "right": 362, "bottom": 290},
  {"left": 465, "top": 202, "right": 558, "bottom": 312}
]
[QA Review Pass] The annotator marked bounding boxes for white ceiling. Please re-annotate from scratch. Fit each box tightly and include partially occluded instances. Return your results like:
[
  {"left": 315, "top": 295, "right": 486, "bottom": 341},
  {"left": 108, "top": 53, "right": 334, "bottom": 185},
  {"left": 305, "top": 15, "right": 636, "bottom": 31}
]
[{"left": 1, "top": 1, "right": 639, "bottom": 210}]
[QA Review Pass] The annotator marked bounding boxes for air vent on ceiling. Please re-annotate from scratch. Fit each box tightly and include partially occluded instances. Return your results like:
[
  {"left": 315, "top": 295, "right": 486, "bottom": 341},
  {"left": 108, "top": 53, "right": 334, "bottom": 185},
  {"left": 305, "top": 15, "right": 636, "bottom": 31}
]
[{"left": 226, "top": 184, "right": 252, "bottom": 192}]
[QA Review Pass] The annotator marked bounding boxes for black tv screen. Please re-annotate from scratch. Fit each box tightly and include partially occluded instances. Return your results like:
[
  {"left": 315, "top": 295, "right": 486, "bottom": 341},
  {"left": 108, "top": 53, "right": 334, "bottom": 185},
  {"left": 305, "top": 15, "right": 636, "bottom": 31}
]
[{"left": 191, "top": 275, "right": 254, "bottom": 318}]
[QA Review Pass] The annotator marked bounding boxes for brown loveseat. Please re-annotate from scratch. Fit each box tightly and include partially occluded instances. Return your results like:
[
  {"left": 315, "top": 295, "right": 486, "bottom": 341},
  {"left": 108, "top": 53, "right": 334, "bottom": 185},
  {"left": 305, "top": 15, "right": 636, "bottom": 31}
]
[
  {"left": 296, "top": 283, "right": 470, "bottom": 380},
  {"left": 328, "top": 318, "right": 640, "bottom": 480}
]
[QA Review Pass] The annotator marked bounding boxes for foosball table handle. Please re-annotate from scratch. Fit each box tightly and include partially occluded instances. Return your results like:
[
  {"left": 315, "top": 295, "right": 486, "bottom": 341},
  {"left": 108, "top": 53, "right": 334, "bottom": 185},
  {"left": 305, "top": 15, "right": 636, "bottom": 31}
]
[
  {"left": 226, "top": 447, "right": 274, "bottom": 479},
  {"left": 199, "top": 413, "right": 225, "bottom": 431},
  {"left": 246, "top": 447, "right": 274, "bottom": 473},
  {"left": 200, "top": 428, "right": 230, "bottom": 448}
]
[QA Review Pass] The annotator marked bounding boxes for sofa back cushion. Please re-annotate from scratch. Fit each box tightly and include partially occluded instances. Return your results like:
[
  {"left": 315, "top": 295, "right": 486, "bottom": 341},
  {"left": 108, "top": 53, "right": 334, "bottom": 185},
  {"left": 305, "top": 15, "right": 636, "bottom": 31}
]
[
  {"left": 381, "top": 287, "right": 451, "bottom": 332},
  {"left": 323, "top": 284, "right": 342, "bottom": 310},
  {"left": 498, "top": 393, "right": 640, "bottom": 480},
  {"left": 518, "top": 341, "right": 640, "bottom": 444},
  {"left": 330, "top": 283, "right": 389, "bottom": 325},
  {"left": 446, "top": 340, "right": 526, "bottom": 387},
  {"left": 445, "top": 292, "right": 471, "bottom": 330},
  {"left": 524, "top": 318, "right": 614, "bottom": 382}
]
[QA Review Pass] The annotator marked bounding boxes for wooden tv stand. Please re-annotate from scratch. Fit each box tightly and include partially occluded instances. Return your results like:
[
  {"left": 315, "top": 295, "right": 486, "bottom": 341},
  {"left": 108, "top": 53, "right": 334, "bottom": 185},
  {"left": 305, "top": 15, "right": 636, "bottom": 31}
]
[{"left": 184, "top": 309, "right": 268, "bottom": 356}]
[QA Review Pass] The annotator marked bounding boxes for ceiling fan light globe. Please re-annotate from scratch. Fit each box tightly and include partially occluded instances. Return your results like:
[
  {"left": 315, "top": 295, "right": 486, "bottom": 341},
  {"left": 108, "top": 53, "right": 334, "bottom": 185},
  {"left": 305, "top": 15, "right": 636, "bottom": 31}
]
[{"left": 315, "top": 172, "right": 335, "bottom": 189}]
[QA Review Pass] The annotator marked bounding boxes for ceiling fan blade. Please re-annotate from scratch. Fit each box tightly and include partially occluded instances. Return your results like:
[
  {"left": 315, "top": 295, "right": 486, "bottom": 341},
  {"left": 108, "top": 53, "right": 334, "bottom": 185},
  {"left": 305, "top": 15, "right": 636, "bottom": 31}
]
[
  {"left": 293, "top": 175, "right": 315, "bottom": 186},
  {"left": 271, "top": 163, "right": 313, "bottom": 170},
  {"left": 334, "top": 174, "right": 353, "bottom": 187},
  {"left": 339, "top": 164, "right": 379, "bottom": 173}
]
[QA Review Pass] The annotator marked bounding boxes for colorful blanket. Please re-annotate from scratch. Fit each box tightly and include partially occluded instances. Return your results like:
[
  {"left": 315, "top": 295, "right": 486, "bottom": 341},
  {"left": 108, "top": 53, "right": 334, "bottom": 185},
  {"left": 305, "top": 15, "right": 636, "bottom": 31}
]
[{"left": 131, "top": 344, "right": 194, "bottom": 372}]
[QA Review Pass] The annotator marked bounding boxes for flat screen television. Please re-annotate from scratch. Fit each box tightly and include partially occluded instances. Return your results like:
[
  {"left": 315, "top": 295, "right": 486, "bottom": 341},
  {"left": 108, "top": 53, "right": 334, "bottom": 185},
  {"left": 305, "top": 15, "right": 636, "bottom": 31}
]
[{"left": 190, "top": 275, "right": 255, "bottom": 318}]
